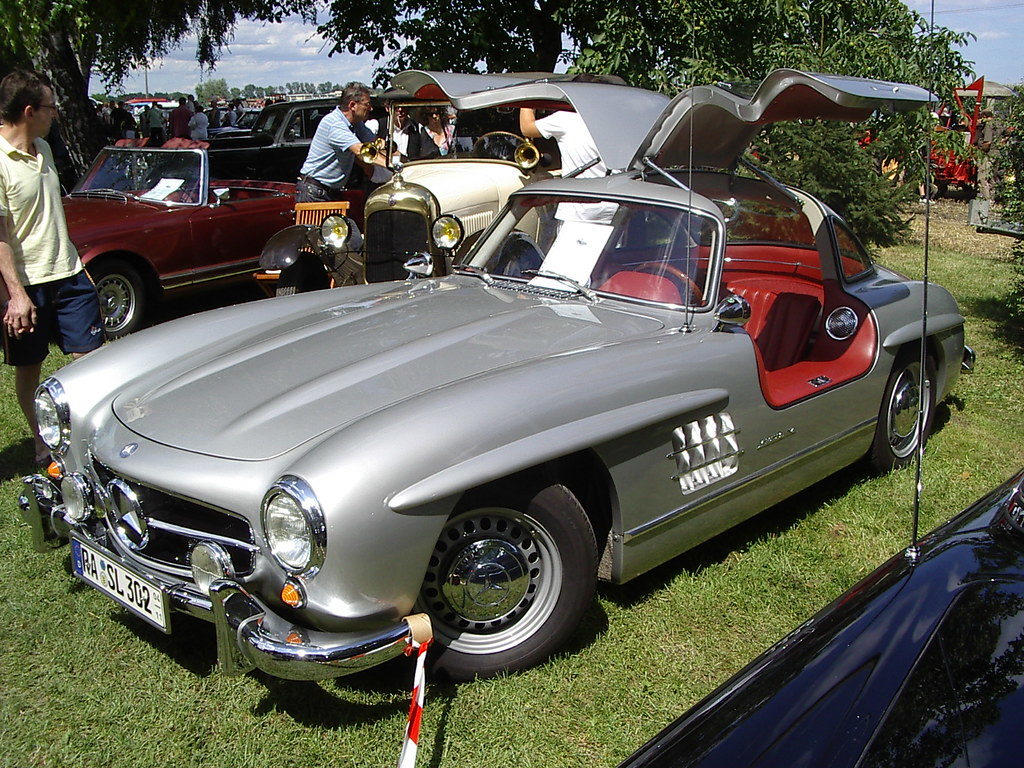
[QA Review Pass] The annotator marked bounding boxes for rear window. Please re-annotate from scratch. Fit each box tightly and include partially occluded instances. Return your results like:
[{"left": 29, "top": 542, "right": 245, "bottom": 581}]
[{"left": 719, "top": 198, "right": 815, "bottom": 247}]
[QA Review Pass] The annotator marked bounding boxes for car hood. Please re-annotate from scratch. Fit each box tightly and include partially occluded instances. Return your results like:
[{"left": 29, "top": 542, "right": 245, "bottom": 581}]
[
  {"left": 63, "top": 196, "right": 181, "bottom": 246},
  {"left": 111, "top": 280, "right": 665, "bottom": 461},
  {"left": 630, "top": 69, "right": 933, "bottom": 171},
  {"left": 386, "top": 70, "right": 670, "bottom": 171}
]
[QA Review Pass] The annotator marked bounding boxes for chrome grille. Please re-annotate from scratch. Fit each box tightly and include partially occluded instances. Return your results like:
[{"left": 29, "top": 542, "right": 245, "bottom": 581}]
[
  {"left": 92, "top": 460, "right": 256, "bottom": 575},
  {"left": 365, "top": 210, "right": 429, "bottom": 282}
]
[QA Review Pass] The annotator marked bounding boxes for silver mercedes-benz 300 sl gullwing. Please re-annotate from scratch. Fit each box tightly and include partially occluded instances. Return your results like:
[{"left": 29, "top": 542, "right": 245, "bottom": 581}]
[{"left": 19, "top": 70, "right": 973, "bottom": 682}]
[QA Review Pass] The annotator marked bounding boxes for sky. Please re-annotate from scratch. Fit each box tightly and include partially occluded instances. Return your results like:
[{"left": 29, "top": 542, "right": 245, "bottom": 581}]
[{"left": 99, "top": 1, "right": 1024, "bottom": 98}]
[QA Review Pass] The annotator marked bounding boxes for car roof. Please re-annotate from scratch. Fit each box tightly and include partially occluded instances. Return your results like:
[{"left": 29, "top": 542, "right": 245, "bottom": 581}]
[
  {"left": 386, "top": 70, "right": 670, "bottom": 172},
  {"left": 633, "top": 69, "right": 933, "bottom": 170}
]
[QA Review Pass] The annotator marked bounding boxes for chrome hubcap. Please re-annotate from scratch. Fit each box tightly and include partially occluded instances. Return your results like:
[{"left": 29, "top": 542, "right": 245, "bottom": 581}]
[
  {"left": 421, "top": 509, "right": 561, "bottom": 654},
  {"left": 887, "top": 363, "right": 928, "bottom": 458},
  {"left": 96, "top": 275, "right": 136, "bottom": 332}
]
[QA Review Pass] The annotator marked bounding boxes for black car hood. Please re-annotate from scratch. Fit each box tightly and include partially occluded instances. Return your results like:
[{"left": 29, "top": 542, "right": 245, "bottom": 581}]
[{"left": 620, "top": 470, "right": 1024, "bottom": 768}]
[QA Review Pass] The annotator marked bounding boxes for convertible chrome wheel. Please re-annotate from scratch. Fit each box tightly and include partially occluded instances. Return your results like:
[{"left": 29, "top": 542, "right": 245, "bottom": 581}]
[
  {"left": 88, "top": 258, "right": 145, "bottom": 338},
  {"left": 870, "top": 352, "right": 936, "bottom": 472},
  {"left": 420, "top": 484, "right": 598, "bottom": 680}
]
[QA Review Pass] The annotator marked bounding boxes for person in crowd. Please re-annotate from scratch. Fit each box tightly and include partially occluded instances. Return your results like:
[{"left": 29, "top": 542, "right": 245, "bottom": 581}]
[
  {"left": 188, "top": 106, "right": 209, "bottom": 141},
  {"left": 208, "top": 99, "right": 221, "bottom": 130},
  {"left": 186, "top": 95, "right": 197, "bottom": 113},
  {"left": 222, "top": 101, "right": 238, "bottom": 128},
  {"left": 975, "top": 108, "right": 1004, "bottom": 200},
  {"left": 143, "top": 103, "right": 166, "bottom": 144},
  {"left": 110, "top": 100, "right": 135, "bottom": 139},
  {"left": 423, "top": 106, "right": 455, "bottom": 156},
  {"left": 169, "top": 96, "right": 191, "bottom": 139},
  {"left": 0, "top": 70, "right": 103, "bottom": 465},
  {"left": 296, "top": 81, "right": 385, "bottom": 202}
]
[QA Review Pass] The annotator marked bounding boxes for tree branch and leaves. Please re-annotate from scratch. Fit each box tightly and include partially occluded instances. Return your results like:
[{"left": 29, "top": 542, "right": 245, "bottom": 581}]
[{"left": 0, "top": 0, "right": 317, "bottom": 176}]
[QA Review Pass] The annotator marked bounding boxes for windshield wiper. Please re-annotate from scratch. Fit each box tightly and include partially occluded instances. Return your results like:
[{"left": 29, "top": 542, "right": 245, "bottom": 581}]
[
  {"left": 523, "top": 269, "right": 597, "bottom": 301},
  {"left": 453, "top": 264, "right": 494, "bottom": 286}
]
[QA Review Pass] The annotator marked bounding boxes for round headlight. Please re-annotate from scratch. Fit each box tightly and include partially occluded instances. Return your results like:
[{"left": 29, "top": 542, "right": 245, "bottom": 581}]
[
  {"left": 60, "top": 473, "right": 92, "bottom": 523},
  {"left": 431, "top": 215, "right": 464, "bottom": 251},
  {"left": 261, "top": 476, "right": 325, "bottom": 574},
  {"left": 34, "top": 379, "right": 70, "bottom": 452},
  {"left": 320, "top": 215, "right": 351, "bottom": 250},
  {"left": 190, "top": 542, "right": 235, "bottom": 596}
]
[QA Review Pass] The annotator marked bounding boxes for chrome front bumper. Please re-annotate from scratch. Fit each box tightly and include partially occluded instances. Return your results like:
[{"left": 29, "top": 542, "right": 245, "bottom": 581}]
[{"left": 19, "top": 474, "right": 430, "bottom": 681}]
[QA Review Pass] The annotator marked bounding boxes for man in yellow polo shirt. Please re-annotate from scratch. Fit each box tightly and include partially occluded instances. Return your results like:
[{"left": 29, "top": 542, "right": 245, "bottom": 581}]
[{"left": 0, "top": 70, "right": 103, "bottom": 465}]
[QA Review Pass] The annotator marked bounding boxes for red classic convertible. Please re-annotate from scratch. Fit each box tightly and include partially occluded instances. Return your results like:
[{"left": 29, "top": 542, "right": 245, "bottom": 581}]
[{"left": 65, "top": 146, "right": 296, "bottom": 337}]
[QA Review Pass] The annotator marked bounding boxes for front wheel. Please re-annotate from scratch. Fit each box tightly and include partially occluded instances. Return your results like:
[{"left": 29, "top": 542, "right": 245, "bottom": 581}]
[
  {"left": 869, "top": 350, "right": 936, "bottom": 472},
  {"left": 87, "top": 258, "right": 146, "bottom": 339},
  {"left": 419, "top": 484, "right": 598, "bottom": 681}
]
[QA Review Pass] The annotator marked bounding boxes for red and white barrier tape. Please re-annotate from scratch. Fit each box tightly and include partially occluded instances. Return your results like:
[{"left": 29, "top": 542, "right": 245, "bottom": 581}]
[{"left": 397, "top": 637, "right": 432, "bottom": 768}]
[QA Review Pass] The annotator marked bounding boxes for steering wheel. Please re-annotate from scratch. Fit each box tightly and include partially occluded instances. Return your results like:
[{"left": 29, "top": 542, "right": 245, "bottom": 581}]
[
  {"left": 634, "top": 262, "right": 703, "bottom": 305},
  {"left": 494, "top": 231, "right": 544, "bottom": 277},
  {"left": 471, "top": 131, "right": 525, "bottom": 161}
]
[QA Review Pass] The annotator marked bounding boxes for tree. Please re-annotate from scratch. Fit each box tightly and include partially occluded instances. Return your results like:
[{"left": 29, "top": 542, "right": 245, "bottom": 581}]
[
  {"left": 196, "top": 77, "right": 230, "bottom": 102},
  {"left": 0, "top": 0, "right": 316, "bottom": 177},
  {"left": 318, "top": 0, "right": 609, "bottom": 83}
]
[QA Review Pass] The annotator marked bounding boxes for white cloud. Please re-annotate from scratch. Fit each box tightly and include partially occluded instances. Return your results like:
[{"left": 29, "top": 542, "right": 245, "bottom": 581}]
[{"left": 94, "top": 16, "right": 378, "bottom": 96}]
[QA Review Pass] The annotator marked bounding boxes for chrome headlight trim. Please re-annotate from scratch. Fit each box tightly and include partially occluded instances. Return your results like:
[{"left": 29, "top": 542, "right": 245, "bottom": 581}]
[
  {"left": 261, "top": 475, "right": 326, "bottom": 576},
  {"left": 35, "top": 378, "right": 71, "bottom": 453},
  {"left": 431, "top": 214, "right": 464, "bottom": 251}
]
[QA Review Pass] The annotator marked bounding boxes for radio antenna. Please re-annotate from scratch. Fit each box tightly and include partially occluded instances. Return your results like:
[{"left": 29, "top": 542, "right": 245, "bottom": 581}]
[{"left": 907, "top": 0, "right": 938, "bottom": 563}]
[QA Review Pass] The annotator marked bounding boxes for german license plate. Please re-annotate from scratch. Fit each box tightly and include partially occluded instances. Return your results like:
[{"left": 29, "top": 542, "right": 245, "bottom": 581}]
[{"left": 71, "top": 536, "right": 170, "bottom": 632}]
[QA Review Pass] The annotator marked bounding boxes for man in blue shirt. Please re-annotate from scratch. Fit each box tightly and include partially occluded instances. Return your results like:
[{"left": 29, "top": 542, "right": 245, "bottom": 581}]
[{"left": 297, "top": 82, "right": 384, "bottom": 202}]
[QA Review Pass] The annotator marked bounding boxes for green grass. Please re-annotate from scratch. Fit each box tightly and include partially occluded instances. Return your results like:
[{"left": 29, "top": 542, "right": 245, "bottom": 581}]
[{"left": 1, "top": 200, "right": 1022, "bottom": 767}]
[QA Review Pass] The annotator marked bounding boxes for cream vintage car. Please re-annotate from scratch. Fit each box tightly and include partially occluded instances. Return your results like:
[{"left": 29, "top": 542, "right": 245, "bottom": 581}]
[{"left": 258, "top": 72, "right": 670, "bottom": 292}]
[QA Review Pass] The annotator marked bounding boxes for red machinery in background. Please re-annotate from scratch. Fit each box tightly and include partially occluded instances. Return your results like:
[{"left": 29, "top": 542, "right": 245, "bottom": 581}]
[{"left": 931, "top": 76, "right": 985, "bottom": 196}]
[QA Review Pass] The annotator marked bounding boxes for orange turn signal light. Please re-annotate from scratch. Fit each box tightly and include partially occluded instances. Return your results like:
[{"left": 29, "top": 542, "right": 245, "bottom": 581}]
[
  {"left": 281, "top": 580, "right": 305, "bottom": 608},
  {"left": 46, "top": 461, "right": 61, "bottom": 480}
]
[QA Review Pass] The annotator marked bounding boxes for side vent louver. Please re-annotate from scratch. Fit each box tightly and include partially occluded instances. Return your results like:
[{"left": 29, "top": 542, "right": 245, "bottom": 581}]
[{"left": 668, "top": 412, "right": 742, "bottom": 494}]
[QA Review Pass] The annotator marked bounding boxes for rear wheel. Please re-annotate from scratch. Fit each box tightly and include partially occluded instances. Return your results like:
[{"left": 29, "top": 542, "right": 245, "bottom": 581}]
[
  {"left": 420, "top": 483, "right": 598, "bottom": 681},
  {"left": 87, "top": 258, "right": 146, "bottom": 339},
  {"left": 869, "top": 350, "right": 936, "bottom": 472}
]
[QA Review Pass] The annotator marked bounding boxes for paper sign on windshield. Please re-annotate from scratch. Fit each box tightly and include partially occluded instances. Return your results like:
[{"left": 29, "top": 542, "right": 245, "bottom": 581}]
[{"left": 140, "top": 178, "right": 185, "bottom": 201}]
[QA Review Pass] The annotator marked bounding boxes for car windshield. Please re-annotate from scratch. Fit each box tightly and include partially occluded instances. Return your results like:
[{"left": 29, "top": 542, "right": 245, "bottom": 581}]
[
  {"left": 73, "top": 148, "right": 204, "bottom": 205},
  {"left": 392, "top": 103, "right": 535, "bottom": 163},
  {"left": 467, "top": 195, "right": 716, "bottom": 307}
]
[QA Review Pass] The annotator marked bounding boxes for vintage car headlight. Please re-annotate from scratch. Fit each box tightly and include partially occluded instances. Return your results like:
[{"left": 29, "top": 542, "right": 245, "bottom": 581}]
[
  {"left": 60, "top": 473, "right": 93, "bottom": 523},
  {"left": 321, "top": 215, "right": 354, "bottom": 250},
  {"left": 431, "top": 215, "right": 464, "bottom": 251},
  {"left": 261, "top": 475, "right": 326, "bottom": 574},
  {"left": 190, "top": 541, "right": 235, "bottom": 596},
  {"left": 35, "top": 378, "right": 70, "bottom": 453}
]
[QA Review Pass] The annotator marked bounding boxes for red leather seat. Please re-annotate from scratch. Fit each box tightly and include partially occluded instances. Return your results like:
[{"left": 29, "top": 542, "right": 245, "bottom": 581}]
[{"left": 597, "top": 271, "right": 682, "bottom": 304}]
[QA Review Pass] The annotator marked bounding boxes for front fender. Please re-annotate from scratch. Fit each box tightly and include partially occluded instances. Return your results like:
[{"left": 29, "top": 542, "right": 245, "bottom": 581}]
[{"left": 259, "top": 225, "right": 319, "bottom": 269}]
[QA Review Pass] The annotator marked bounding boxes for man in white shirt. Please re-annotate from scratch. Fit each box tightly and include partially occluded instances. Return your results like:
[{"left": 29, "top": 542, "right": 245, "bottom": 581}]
[
  {"left": 0, "top": 70, "right": 103, "bottom": 464},
  {"left": 520, "top": 106, "right": 615, "bottom": 223}
]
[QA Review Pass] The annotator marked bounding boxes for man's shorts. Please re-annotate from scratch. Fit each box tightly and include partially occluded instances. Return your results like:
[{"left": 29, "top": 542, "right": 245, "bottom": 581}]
[{"left": 3, "top": 270, "right": 104, "bottom": 366}]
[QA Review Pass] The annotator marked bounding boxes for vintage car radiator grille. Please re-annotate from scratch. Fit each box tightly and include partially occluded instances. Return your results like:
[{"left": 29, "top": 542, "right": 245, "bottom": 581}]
[
  {"left": 365, "top": 210, "right": 430, "bottom": 283},
  {"left": 92, "top": 460, "right": 257, "bottom": 576}
]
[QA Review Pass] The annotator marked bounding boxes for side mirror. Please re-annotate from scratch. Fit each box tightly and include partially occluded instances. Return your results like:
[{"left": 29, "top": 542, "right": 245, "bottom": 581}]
[
  {"left": 714, "top": 294, "right": 751, "bottom": 330},
  {"left": 212, "top": 187, "right": 230, "bottom": 205},
  {"left": 404, "top": 253, "right": 434, "bottom": 278}
]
